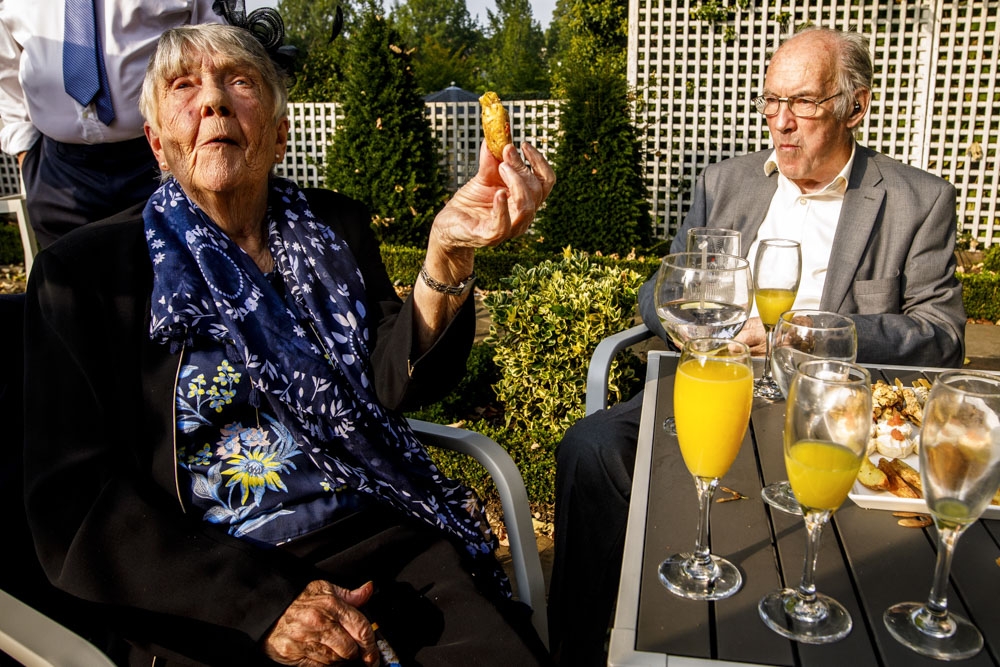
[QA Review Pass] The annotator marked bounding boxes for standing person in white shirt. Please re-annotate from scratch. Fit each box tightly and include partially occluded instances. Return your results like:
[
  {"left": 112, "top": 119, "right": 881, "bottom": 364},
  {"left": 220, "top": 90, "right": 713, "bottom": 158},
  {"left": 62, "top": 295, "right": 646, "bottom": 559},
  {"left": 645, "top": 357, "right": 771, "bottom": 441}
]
[
  {"left": 548, "top": 26, "right": 965, "bottom": 667},
  {"left": 0, "top": 0, "right": 222, "bottom": 249}
]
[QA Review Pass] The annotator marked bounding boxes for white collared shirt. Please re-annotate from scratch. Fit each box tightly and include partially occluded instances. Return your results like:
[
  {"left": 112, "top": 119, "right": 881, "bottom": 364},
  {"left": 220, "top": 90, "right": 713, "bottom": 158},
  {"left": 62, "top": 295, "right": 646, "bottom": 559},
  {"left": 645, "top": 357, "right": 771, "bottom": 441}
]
[
  {"left": 0, "top": 0, "right": 221, "bottom": 154},
  {"left": 747, "top": 144, "right": 856, "bottom": 316}
]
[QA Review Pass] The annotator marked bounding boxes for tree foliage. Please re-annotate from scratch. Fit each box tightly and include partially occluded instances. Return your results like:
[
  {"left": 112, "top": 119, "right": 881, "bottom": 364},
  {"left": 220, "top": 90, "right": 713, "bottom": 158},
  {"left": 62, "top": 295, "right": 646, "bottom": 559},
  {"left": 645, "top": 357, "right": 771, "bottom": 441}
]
[
  {"left": 325, "top": 1, "right": 447, "bottom": 246},
  {"left": 389, "top": 0, "right": 482, "bottom": 93},
  {"left": 278, "top": 0, "right": 351, "bottom": 101},
  {"left": 480, "top": 0, "right": 549, "bottom": 98},
  {"left": 536, "top": 0, "right": 652, "bottom": 254}
]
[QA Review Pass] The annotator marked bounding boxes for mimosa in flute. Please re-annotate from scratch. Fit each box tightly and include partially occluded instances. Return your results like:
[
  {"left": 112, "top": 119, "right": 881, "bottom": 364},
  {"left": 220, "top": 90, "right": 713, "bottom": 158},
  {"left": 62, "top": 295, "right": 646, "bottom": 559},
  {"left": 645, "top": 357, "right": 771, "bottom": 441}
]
[
  {"left": 659, "top": 338, "right": 753, "bottom": 601},
  {"left": 752, "top": 239, "right": 801, "bottom": 400},
  {"left": 759, "top": 360, "right": 871, "bottom": 644}
]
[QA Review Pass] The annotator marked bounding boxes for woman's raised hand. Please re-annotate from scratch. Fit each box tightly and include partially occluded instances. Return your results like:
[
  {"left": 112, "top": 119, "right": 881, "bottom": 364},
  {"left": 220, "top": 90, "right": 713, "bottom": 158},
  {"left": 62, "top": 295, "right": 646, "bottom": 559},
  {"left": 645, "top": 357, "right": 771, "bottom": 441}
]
[
  {"left": 263, "top": 580, "right": 379, "bottom": 667},
  {"left": 431, "top": 141, "right": 555, "bottom": 253}
]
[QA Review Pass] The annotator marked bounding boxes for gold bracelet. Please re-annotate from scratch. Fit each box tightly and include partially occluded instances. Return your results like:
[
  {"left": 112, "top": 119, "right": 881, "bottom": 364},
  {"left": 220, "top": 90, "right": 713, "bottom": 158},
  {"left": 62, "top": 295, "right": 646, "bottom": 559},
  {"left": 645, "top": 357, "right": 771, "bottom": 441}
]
[{"left": 419, "top": 264, "right": 476, "bottom": 297}]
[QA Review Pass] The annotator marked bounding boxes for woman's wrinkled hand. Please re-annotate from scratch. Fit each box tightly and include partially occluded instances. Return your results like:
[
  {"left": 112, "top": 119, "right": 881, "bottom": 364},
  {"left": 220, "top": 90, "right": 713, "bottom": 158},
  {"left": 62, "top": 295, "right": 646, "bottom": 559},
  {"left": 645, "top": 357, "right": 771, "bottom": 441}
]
[
  {"left": 735, "top": 317, "right": 768, "bottom": 356},
  {"left": 430, "top": 140, "right": 555, "bottom": 255},
  {"left": 263, "top": 580, "right": 378, "bottom": 667}
]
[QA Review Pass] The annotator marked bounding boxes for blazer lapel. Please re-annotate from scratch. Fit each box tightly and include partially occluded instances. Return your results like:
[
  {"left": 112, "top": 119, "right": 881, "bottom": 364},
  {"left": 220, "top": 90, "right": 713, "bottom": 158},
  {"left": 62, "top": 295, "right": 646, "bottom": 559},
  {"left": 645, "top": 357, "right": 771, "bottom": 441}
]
[{"left": 820, "top": 146, "right": 886, "bottom": 311}]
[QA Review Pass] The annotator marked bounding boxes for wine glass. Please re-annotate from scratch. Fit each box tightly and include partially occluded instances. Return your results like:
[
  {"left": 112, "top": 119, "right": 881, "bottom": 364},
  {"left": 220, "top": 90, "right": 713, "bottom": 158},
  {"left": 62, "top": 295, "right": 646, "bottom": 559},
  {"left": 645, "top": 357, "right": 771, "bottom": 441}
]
[
  {"left": 657, "top": 231, "right": 743, "bottom": 437},
  {"left": 752, "top": 239, "right": 802, "bottom": 400},
  {"left": 659, "top": 338, "right": 754, "bottom": 600},
  {"left": 653, "top": 252, "right": 753, "bottom": 351},
  {"left": 686, "top": 227, "right": 741, "bottom": 257},
  {"left": 759, "top": 360, "right": 872, "bottom": 643},
  {"left": 883, "top": 371, "right": 1000, "bottom": 660},
  {"left": 761, "top": 310, "right": 858, "bottom": 515}
]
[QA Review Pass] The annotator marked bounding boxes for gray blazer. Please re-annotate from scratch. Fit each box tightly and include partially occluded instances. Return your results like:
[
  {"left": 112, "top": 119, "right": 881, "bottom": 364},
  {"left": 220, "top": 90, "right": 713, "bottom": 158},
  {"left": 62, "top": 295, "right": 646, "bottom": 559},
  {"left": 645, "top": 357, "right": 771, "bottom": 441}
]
[{"left": 639, "top": 146, "right": 966, "bottom": 368}]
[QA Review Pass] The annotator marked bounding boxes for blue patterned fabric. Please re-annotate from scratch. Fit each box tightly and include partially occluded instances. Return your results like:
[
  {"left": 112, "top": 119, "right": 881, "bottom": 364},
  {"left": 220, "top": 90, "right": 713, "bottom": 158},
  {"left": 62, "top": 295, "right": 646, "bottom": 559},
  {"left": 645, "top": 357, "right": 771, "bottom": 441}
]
[{"left": 145, "top": 177, "right": 506, "bottom": 592}]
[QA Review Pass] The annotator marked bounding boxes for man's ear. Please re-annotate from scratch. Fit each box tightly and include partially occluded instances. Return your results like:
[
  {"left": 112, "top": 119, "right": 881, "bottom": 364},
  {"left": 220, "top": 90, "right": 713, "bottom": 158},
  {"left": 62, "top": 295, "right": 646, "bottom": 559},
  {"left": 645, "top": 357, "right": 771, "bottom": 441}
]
[{"left": 847, "top": 89, "right": 871, "bottom": 129}]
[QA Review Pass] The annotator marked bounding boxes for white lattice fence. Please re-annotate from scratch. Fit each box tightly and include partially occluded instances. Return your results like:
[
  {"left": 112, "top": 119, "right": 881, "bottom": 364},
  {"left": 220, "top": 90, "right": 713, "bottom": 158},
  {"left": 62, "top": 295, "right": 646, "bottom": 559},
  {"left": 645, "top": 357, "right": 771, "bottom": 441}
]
[
  {"left": 628, "top": 0, "right": 999, "bottom": 247},
  {"left": 277, "top": 99, "right": 560, "bottom": 192}
]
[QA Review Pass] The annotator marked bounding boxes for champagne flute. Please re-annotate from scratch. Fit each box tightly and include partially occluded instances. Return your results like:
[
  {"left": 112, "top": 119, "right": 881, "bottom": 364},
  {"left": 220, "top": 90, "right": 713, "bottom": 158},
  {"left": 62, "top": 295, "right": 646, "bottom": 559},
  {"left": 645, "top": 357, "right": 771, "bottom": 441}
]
[
  {"left": 686, "top": 227, "right": 741, "bottom": 257},
  {"left": 752, "top": 239, "right": 802, "bottom": 400},
  {"left": 659, "top": 338, "right": 754, "bottom": 600},
  {"left": 883, "top": 371, "right": 1000, "bottom": 660},
  {"left": 761, "top": 310, "right": 858, "bottom": 515},
  {"left": 759, "top": 360, "right": 872, "bottom": 643}
]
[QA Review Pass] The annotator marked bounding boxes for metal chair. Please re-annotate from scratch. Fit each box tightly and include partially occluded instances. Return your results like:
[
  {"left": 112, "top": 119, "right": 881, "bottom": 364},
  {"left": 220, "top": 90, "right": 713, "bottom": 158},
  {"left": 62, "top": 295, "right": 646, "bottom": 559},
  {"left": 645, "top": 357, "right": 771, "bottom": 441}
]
[
  {"left": 0, "top": 194, "right": 37, "bottom": 275},
  {"left": 406, "top": 419, "right": 549, "bottom": 648},
  {"left": 584, "top": 322, "right": 656, "bottom": 416}
]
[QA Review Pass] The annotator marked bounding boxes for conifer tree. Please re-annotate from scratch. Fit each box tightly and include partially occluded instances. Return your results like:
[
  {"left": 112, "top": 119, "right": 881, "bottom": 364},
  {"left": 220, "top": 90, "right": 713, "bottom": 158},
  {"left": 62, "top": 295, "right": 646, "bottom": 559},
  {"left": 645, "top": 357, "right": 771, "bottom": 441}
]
[
  {"left": 482, "top": 0, "right": 549, "bottom": 98},
  {"left": 325, "top": 1, "right": 447, "bottom": 246},
  {"left": 535, "top": 0, "right": 652, "bottom": 255},
  {"left": 278, "top": 0, "right": 351, "bottom": 102}
]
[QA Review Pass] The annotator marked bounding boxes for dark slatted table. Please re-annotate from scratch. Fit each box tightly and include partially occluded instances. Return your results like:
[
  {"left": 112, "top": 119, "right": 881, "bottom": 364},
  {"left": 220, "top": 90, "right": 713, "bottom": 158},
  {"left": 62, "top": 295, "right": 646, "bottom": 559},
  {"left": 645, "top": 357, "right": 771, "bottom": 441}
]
[{"left": 608, "top": 352, "right": 1000, "bottom": 667}]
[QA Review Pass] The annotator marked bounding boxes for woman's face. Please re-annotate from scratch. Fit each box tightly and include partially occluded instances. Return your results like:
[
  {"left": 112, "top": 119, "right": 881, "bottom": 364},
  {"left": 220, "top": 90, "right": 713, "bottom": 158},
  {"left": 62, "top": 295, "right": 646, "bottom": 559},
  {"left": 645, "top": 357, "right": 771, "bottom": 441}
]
[{"left": 145, "top": 54, "right": 288, "bottom": 201}]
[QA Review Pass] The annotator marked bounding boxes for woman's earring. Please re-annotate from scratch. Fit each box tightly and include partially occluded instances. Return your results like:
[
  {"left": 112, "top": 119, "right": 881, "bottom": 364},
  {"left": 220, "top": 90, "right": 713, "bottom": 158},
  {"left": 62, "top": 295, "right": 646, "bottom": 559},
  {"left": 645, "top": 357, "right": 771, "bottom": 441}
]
[{"left": 159, "top": 162, "right": 169, "bottom": 170}]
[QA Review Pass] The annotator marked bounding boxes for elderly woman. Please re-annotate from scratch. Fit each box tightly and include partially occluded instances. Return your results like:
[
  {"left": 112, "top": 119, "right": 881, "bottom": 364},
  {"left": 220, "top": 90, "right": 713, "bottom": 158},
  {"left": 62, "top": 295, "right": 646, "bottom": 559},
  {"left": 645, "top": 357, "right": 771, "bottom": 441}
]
[{"left": 23, "top": 23, "right": 554, "bottom": 667}]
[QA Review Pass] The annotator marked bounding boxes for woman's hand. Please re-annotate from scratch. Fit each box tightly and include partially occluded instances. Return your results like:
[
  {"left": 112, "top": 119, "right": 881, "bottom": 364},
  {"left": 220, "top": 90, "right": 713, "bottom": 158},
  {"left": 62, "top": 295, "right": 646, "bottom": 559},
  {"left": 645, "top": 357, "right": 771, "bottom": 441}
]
[
  {"left": 424, "top": 140, "right": 555, "bottom": 283},
  {"left": 263, "top": 580, "right": 378, "bottom": 667},
  {"left": 735, "top": 317, "right": 768, "bottom": 356}
]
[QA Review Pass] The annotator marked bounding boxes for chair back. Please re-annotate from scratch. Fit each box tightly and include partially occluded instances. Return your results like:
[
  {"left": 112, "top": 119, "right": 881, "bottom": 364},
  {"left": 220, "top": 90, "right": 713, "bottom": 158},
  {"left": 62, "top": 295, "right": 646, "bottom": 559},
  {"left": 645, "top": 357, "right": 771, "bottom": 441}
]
[{"left": 0, "top": 194, "right": 37, "bottom": 274}]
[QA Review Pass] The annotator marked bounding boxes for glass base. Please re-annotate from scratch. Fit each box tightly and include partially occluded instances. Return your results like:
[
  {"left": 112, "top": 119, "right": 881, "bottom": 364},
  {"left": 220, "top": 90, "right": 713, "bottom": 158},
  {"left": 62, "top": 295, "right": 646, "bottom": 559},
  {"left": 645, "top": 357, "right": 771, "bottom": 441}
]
[
  {"left": 754, "top": 375, "right": 783, "bottom": 400},
  {"left": 662, "top": 416, "right": 677, "bottom": 436},
  {"left": 761, "top": 481, "right": 803, "bottom": 516},
  {"left": 658, "top": 552, "right": 743, "bottom": 601},
  {"left": 884, "top": 602, "right": 984, "bottom": 660},
  {"left": 758, "top": 588, "right": 852, "bottom": 644}
]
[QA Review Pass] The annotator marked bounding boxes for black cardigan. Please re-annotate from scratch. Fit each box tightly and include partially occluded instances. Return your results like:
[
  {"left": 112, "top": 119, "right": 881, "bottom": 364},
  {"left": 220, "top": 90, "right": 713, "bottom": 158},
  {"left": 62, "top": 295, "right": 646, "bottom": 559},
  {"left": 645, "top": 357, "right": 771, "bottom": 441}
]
[{"left": 22, "top": 188, "right": 475, "bottom": 663}]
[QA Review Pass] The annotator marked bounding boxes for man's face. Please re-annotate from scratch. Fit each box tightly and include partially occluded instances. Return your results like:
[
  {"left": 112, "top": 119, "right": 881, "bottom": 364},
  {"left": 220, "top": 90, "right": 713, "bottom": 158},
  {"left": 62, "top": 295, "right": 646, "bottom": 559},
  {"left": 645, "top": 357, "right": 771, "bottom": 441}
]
[{"left": 763, "top": 34, "right": 861, "bottom": 193}]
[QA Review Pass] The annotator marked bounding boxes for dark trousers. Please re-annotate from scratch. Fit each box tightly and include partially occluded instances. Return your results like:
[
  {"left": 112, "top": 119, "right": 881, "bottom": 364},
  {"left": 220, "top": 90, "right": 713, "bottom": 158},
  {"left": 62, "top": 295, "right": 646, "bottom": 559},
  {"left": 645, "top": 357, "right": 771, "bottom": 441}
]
[
  {"left": 123, "top": 506, "right": 552, "bottom": 667},
  {"left": 548, "top": 391, "right": 643, "bottom": 666},
  {"left": 21, "top": 135, "right": 160, "bottom": 249}
]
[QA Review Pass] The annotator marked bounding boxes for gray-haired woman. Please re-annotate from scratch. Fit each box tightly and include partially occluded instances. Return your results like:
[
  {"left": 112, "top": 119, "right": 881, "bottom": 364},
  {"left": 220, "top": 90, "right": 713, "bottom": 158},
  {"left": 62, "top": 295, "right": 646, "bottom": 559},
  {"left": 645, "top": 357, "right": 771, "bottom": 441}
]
[{"left": 24, "top": 22, "right": 554, "bottom": 666}]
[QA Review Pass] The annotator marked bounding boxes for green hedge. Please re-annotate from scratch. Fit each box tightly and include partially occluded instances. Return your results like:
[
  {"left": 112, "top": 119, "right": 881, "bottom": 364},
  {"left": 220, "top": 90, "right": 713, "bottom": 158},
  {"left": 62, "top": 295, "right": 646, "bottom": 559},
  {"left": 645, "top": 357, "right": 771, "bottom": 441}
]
[
  {"left": 958, "top": 271, "right": 1000, "bottom": 321},
  {"left": 0, "top": 223, "right": 21, "bottom": 265},
  {"left": 379, "top": 243, "right": 660, "bottom": 290}
]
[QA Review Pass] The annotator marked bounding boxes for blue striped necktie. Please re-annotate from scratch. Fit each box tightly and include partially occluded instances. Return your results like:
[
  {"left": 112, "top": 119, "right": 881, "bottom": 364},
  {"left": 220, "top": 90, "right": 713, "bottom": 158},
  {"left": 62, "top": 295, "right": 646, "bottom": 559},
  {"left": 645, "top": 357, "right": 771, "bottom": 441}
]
[{"left": 63, "top": 0, "right": 115, "bottom": 125}]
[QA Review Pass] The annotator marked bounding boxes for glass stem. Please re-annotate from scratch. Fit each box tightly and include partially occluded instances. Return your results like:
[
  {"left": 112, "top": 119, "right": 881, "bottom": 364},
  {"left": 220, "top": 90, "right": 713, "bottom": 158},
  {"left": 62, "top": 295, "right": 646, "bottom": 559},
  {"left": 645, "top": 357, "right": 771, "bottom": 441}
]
[
  {"left": 760, "top": 324, "right": 774, "bottom": 380},
  {"left": 796, "top": 510, "right": 829, "bottom": 607},
  {"left": 915, "top": 525, "right": 964, "bottom": 638},
  {"left": 688, "top": 476, "right": 720, "bottom": 579}
]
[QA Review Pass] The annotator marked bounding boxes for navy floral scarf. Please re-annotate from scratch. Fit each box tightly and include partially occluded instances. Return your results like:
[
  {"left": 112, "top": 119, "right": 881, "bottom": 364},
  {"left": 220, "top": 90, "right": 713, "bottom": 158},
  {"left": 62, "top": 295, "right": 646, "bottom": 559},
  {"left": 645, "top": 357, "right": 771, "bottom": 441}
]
[{"left": 145, "top": 177, "right": 506, "bottom": 593}]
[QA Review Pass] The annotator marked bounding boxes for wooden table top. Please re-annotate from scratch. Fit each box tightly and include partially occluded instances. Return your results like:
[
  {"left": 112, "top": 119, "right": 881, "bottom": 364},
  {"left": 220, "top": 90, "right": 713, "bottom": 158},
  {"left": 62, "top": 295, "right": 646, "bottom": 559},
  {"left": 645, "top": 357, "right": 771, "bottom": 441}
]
[{"left": 608, "top": 352, "right": 1000, "bottom": 667}]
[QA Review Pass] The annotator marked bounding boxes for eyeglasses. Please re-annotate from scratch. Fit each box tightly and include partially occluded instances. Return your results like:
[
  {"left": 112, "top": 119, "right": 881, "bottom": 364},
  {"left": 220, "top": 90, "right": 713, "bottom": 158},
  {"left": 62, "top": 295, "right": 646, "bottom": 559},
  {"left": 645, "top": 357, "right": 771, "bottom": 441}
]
[{"left": 752, "top": 92, "right": 843, "bottom": 117}]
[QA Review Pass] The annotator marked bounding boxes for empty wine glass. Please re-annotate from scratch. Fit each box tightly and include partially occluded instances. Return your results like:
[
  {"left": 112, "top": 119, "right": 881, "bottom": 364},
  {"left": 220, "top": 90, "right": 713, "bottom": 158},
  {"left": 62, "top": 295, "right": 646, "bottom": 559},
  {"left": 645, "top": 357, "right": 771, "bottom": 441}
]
[
  {"left": 759, "top": 360, "right": 872, "bottom": 644},
  {"left": 752, "top": 239, "right": 801, "bottom": 400},
  {"left": 659, "top": 338, "right": 754, "bottom": 600},
  {"left": 653, "top": 252, "right": 753, "bottom": 352},
  {"left": 655, "top": 229, "right": 745, "bottom": 436},
  {"left": 686, "top": 228, "right": 741, "bottom": 257},
  {"left": 761, "top": 310, "right": 858, "bottom": 515},
  {"left": 883, "top": 371, "right": 1000, "bottom": 660}
]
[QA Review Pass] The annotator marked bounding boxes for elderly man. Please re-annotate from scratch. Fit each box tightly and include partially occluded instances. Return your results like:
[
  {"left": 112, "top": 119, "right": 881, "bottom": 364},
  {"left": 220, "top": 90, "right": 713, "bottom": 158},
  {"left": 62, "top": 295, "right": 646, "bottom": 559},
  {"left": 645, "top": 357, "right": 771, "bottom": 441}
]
[{"left": 548, "top": 26, "right": 965, "bottom": 666}]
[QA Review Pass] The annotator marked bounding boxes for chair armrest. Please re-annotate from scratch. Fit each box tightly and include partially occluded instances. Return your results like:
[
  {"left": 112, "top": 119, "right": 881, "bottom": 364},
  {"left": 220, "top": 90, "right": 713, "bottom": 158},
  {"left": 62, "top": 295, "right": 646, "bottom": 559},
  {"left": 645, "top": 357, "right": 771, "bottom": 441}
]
[
  {"left": 0, "top": 589, "right": 116, "bottom": 667},
  {"left": 585, "top": 323, "right": 655, "bottom": 416},
  {"left": 406, "top": 418, "right": 548, "bottom": 649}
]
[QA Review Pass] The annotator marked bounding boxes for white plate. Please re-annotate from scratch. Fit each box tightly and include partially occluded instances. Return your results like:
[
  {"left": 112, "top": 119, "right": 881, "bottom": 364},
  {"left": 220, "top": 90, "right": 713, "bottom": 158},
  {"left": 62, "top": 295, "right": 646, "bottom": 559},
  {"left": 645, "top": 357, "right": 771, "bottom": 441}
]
[{"left": 848, "top": 452, "right": 1000, "bottom": 520}]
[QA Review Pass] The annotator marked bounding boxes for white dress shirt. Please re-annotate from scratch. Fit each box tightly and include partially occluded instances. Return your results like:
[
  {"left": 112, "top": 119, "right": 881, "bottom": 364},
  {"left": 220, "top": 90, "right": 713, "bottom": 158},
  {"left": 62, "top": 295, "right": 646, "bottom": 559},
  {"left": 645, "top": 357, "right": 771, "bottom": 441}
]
[
  {"left": 747, "top": 144, "right": 856, "bottom": 316},
  {"left": 0, "top": 0, "right": 221, "bottom": 155}
]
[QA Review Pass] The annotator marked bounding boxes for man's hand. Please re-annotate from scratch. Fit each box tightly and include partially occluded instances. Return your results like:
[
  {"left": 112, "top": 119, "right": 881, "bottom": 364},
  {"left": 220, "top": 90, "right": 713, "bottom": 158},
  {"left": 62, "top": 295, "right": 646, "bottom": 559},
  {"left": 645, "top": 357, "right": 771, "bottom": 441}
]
[
  {"left": 735, "top": 317, "right": 768, "bottom": 356},
  {"left": 263, "top": 580, "right": 378, "bottom": 667}
]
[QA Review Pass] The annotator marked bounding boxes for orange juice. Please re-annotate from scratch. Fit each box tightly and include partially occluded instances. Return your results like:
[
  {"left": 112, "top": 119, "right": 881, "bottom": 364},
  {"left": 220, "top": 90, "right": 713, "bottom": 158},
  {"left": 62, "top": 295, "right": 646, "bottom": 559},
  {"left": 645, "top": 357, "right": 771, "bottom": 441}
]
[
  {"left": 674, "top": 358, "right": 753, "bottom": 478},
  {"left": 756, "top": 288, "right": 796, "bottom": 327},
  {"left": 785, "top": 440, "right": 863, "bottom": 511}
]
